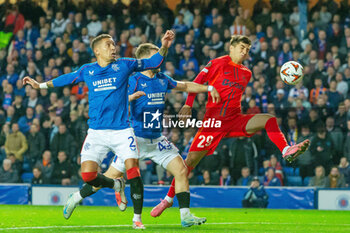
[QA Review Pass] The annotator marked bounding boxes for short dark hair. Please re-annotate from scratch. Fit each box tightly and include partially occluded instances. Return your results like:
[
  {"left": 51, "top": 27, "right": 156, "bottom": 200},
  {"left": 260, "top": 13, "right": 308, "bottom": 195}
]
[
  {"left": 90, "top": 34, "right": 112, "bottom": 51},
  {"left": 135, "top": 43, "right": 159, "bottom": 59},
  {"left": 230, "top": 35, "right": 251, "bottom": 46}
]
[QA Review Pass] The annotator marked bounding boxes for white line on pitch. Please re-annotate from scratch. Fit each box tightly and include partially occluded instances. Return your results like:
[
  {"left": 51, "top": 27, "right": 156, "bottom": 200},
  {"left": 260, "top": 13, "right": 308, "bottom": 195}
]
[{"left": 1, "top": 222, "right": 350, "bottom": 231}]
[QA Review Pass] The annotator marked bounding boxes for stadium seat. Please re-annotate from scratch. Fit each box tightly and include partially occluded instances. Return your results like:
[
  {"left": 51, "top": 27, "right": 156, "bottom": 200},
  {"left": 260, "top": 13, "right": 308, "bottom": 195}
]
[
  {"left": 303, "top": 176, "right": 312, "bottom": 186},
  {"left": 258, "top": 176, "right": 265, "bottom": 183},
  {"left": 294, "top": 167, "right": 300, "bottom": 176},
  {"left": 21, "top": 172, "right": 34, "bottom": 183},
  {"left": 286, "top": 176, "right": 302, "bottom": 186},
  {"left": 283, "top": 167, "right": 294, "bottom": 176}
]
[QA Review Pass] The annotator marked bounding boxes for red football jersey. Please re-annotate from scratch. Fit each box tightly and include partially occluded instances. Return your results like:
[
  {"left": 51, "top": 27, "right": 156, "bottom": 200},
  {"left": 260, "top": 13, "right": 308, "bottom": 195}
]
[{"left": 186, "top": 55, "right": 252, "bottom": 119}]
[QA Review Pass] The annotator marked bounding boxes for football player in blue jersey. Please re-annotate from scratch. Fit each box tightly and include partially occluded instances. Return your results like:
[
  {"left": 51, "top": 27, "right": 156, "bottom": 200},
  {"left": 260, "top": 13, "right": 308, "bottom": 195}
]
[
  {"left": 64, "top": 43, "right": 221, "bottom": 228},
  {"left": 23, "top": 31, "right": 175, "bottom": 229}
]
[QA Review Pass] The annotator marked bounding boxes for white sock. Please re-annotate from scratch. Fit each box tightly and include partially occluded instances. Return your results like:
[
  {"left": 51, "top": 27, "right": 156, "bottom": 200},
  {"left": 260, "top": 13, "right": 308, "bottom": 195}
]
[
  {"left": 113, "top": 179, "right": 121, "bottom": 192},
  {"left": 73, "top": 191, "right": 83, "bottom": 203},
  {"left": 282, "top": 146, "right": 290, "bottom": 155},
  {"left": 165, "top": 195, "right": 173, "bottom": 203},
  {"left": 133, "top": 214, "right": 142, "bottom": 222},
  {"left": 180, "top": 208, "right": 190, "bottom": 219}
]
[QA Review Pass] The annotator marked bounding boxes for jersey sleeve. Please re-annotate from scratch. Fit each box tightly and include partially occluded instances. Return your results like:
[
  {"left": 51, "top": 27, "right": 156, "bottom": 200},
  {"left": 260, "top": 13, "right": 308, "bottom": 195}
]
[
  {"left": 52, "top": 64, "right": 86, "bottom": 87},
  {"left": 164, "top": 74, "right": 177, "bottom": 91},
  {"left": 128, "top": 76, "right": 138, "bottom": 95},
  {"left": 185, "top": 61, "right": 214, "bottom": 107},
  {"left": 118, "top": 52, "right": 164, "bottom": 72}
]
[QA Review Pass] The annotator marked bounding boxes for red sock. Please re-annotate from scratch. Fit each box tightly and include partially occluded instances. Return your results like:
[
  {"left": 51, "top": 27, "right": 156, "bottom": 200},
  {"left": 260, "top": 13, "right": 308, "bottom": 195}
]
[
  {"left": 265, "top": 117, "right": 288, "bottom": 153},
  {"left": 166, "top": 162, "right": 194, "bottom": 199}
]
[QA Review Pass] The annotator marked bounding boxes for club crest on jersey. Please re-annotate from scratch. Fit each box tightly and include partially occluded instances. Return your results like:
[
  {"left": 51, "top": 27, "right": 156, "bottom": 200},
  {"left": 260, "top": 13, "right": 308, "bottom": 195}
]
[
  {"left": 159, "top": 79, "right": 165, "bottom": 86},
  {"left": 89, "top": 70, "right": 94, "bottom": 76},
  {"left": 112, "top": 64, "right": 120, "bottom": 72}
]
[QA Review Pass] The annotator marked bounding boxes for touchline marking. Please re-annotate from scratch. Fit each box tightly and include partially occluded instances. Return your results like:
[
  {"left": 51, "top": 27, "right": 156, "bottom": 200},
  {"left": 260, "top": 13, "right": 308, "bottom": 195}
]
[{"left": 1, "top": 222, "right": 350, "bottom": 230}]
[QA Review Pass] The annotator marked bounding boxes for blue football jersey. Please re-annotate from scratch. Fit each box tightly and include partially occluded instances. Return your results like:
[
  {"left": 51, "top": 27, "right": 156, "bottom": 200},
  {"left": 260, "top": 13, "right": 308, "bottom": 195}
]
[
  {"left": 128, "top": 72, "right": 177, "bottom": 139},
  {"left": 52, "top": 53, "right": 165, "bottom": 130}
]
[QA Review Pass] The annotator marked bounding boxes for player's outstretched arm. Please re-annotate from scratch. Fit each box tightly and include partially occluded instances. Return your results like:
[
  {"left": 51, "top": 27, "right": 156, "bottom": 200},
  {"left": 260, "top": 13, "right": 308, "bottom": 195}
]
[
  {"left": 23, "top": 76, "right": 54, "bottom": 89},
  {"left": 136, "top": 30, "right": 175, "bottom": 71},
  {"left": 129, "top": 91, "right": 146, "bottom": 101},
  {"left": 23, "top": 68, "right": 83, "bottom": 89},
  {"left": 174, "top": 81, "right": 221, "bottom": 103}
]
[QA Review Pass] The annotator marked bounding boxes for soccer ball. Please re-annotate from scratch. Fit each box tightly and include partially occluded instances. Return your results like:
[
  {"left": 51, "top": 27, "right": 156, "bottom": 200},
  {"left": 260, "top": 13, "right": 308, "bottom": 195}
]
[{"left": 280, "top": 61, "right": 304, "bottom": 85}]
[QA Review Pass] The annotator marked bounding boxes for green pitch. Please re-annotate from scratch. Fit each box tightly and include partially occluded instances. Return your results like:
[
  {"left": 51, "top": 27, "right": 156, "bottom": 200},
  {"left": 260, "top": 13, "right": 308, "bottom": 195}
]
[{"left": 0, "top": 205, "right": 349, "bottom": 233}]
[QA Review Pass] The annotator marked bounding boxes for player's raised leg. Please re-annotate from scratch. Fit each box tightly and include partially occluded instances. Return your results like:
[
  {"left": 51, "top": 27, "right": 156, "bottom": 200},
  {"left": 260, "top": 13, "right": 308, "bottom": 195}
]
[
  {"left": 151, "top": 150, "right": 207, "bottom": 217},
  {"left": 245, "top": 114, "right": 310, "bottom": 162},
  {"left": 63, "top": 160, "right": 124, "bottom": 219}
]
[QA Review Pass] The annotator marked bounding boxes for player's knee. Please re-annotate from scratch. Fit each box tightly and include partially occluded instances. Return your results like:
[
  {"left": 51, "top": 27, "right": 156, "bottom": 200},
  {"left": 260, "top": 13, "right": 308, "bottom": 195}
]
[
  {"left": 126, "top": 166, "right": 141, "bottom": 180},
  {"left": 175, "top": 165, "right": 187, "bottom": 179},
  {"left": 81, "top": 171, "right": 98, "bottom": 182}
]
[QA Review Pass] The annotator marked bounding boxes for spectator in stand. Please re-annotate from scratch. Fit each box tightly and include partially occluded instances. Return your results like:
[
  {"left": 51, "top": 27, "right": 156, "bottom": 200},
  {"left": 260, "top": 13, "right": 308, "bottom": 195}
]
[
  {"left": 4, "top": 123, "right": 28, "bottom": 161},
  {"left": 50, "top": 151, "right": 76, "bottom": 185},
  {"left": 50, "top": 123, "right": 76, "bottom": 162},
  {"left": 309, "top": 125, "right": 334, "bottom": 174},
  {"left": 0, "top": 159, "right": 19, "bottom": 183},
  {"left": 87, "top": 13, "right": 102, "bottom": 37},
  {"left": 264, "top": 167, "right": 281, "bottom": 186},
  {"left": 268, "top": 155, "right": 283, "bottom": 185},
  {"left": 1, "top": 64, "right": 19, "bottom": 86},
  {"left": 325, "top": 116, "right": 343, "bottom": 163},
  {"left": 309, "top": 77, "right": 327, "bottom": 105},
  {"left": 200, "top": 170, "right": 217, "bottom": 185},
  {"left": 219, "top": 166, "right": 232, "bottom": 186},
  {"left": 297, "top": 125, "right": 314, "bottom": 179},
  {"left": 17, "top": 107, "right": 34, "bottom": 134},
  {"left": 338, "top": 157, "right": 350, "bottom": 187},
  {"left": 35, "top": 150, "right": 54, "bottom": 179},
  {"left": 242, "top": 176, "right": 268, "bottom": 208},
  {"left": 31, "top": 166, "right": 49, "bottom": 184},
  {"left": 308, "top": 165, "right": 327, "bottom": 187},
  {"left": 236, "top": 167, "right": 253, "bottom": 186},
  {"left": 188, "top": 170, "right": 199, "bottom": 185},
  {"left": 26, "top": 124, "right": 45, "bottom": 167},
  {"left": 325, "top": 166, "right": 346, "bottom": 188},
  {"left": 229, "top": 137, "right": 257, "bottom": 183},
  {"left": 344, "top": 120, "right": 350, "bottom": 160}
]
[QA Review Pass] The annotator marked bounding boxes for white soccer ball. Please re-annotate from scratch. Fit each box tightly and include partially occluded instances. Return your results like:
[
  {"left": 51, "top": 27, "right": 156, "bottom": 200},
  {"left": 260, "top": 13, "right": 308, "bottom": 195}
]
[{"left": 280, "top": 61, "right": 304, "bottom": 85}]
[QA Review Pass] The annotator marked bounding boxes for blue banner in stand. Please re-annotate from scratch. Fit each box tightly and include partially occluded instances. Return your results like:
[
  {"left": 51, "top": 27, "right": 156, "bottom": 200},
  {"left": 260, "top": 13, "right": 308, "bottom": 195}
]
[
  {"left": 0, "top": 184, "right": 30, "bottom": 204},
  {"left": 83, "top": 186, "right": 315, "bottom": 209}
]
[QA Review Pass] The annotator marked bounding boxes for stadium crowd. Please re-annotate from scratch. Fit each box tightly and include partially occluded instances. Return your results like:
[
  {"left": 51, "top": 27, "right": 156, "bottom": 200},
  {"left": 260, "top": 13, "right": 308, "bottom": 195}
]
[{"left": 0, "top": 0, "right": 349, "bottom": 188}]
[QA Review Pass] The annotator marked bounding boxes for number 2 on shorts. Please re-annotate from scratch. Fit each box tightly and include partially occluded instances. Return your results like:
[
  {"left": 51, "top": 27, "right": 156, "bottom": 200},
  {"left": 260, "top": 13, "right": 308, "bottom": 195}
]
[{"left": 128, "top": 136, "right": 136, "bottom": 151}]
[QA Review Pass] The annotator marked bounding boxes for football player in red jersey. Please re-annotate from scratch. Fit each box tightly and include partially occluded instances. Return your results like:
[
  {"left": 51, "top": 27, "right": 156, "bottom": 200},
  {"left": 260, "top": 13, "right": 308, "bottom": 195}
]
[{"left": 151, "top": 35, "right": 310, "bottom": 217}]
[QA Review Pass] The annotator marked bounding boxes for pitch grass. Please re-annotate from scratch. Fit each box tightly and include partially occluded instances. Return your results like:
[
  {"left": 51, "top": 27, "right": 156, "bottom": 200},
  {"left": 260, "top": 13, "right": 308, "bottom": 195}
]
[{"left": 0, "top": 205, "right": 349, "bottom": 233}]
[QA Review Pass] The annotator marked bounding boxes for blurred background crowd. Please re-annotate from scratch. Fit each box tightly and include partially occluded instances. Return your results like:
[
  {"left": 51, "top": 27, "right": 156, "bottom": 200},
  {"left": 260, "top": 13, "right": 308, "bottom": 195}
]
[{"left": 0, "top": 0, "right": 349, "bottom": 189}]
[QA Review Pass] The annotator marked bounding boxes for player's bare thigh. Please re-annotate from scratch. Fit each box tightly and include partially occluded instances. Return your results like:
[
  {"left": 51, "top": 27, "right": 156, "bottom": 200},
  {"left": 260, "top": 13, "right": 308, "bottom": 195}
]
[
  {"left": 124, "top": 158, "right": 139, "bottom": 170},
  {"left": 81, "top": 160, "right": 99, "bottom": 173},
  {"left": 185, "top": 150, "right": 208, "bottom": 167},
  {"left": 245, "top": 114, "right": 274, "bottom": 134},
  {"left": 104, "top": 165, "right": 124, "bottom": 179}
]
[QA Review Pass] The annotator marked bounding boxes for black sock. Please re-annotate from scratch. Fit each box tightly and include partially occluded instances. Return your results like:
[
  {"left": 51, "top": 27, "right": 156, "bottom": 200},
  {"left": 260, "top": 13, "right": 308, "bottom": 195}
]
[
  {"left": 176, "top": 191, "right": 190, "bottom": 209},
  {"left": 86, "top": 174, "right": 114, "bottom": 189},
  {"left": 129, "top": 176, "right": 144, "bottom": 214},
  {"left": 79, "top": 184, "right": 96, "bottom": 198}
]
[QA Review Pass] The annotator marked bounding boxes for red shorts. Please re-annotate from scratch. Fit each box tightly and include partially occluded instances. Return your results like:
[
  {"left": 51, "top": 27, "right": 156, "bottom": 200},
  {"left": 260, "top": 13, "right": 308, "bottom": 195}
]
[{"left": 189, "top": 114, "right": 255, "bottom": 156}]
